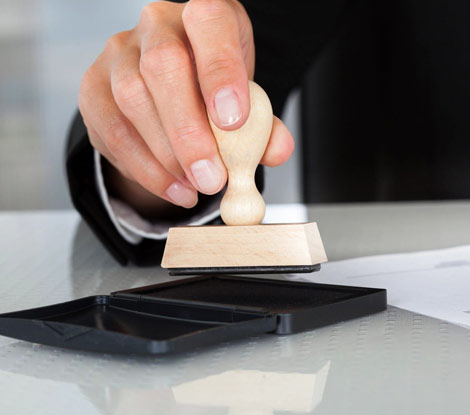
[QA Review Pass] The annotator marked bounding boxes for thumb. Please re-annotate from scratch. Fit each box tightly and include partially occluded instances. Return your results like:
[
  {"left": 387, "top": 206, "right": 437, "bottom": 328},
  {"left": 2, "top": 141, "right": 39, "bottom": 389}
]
[{"left": 182, "top": 0, "right": 251, "bottom": 130}]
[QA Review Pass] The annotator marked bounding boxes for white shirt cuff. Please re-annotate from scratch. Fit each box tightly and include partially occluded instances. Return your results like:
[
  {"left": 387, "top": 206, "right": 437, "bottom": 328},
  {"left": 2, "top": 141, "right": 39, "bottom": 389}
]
[{"left": 94, "top": 150, "right": 222, "bottom": 245}]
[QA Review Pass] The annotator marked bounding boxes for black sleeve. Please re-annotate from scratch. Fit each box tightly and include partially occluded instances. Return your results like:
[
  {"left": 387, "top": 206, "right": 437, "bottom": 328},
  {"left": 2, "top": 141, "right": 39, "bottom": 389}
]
[{"left": 65, "top": 1, "right": 349, "bottom": 266}]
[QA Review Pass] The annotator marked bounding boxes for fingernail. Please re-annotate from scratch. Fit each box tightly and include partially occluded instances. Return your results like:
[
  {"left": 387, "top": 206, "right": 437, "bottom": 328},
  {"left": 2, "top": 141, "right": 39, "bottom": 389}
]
[
  {"left": 190, "top": 159, "right": 224, "bottom": 194},
  {"left": 214, "top": 87, "right": 242, "bottom": 127},
  {"left": 165, "top": 181, "right": 198, "bottom": 208}
]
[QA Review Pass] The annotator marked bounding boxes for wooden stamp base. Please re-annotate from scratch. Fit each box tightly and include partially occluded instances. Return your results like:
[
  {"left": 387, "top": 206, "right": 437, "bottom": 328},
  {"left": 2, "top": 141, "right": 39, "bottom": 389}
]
[{"left": 161, "top": 222, "right": 328, "bottom": 274}]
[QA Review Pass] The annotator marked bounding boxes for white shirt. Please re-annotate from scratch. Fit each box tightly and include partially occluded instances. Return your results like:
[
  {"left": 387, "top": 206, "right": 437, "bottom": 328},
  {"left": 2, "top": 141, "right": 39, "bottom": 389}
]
[{"left": 94, "top": 150, "right": 222, "bottom": 244}]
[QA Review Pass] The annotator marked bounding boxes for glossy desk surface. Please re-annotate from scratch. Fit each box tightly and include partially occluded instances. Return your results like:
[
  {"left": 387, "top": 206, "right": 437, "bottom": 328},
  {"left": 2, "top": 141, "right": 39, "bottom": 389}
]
[{"left": 1, "top": 202, "right": 470, "bottom": 414}]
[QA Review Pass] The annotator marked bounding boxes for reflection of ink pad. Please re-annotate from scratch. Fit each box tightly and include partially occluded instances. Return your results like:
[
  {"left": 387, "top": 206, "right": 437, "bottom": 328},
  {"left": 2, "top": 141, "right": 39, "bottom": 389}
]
[{"left": 0, "top": 275, "right": 386, "bottom": 354}]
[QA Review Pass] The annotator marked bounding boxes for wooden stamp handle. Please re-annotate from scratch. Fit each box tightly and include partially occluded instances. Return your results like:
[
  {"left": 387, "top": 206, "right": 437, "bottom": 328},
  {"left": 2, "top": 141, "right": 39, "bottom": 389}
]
[{"left": 208, "top": 81, "right": 273, "bottom": 225}]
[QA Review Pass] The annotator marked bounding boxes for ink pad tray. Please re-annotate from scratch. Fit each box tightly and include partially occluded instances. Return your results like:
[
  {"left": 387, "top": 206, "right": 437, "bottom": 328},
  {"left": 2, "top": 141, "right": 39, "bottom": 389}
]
[{"left": 0, "top": 275, "right": 386, "bottom": 354}]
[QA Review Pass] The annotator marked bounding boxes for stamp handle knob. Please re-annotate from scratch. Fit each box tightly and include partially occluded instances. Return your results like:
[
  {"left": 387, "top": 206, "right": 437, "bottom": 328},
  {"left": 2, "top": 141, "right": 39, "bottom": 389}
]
[{"left": 208, "top": 81, "right": 273, "bottom": 225}]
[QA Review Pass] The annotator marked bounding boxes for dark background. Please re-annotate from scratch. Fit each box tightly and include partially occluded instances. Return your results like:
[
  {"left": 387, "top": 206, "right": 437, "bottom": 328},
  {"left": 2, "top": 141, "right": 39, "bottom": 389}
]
[{"left": 301, "top": 0, "right": 470, "bottom": 202}]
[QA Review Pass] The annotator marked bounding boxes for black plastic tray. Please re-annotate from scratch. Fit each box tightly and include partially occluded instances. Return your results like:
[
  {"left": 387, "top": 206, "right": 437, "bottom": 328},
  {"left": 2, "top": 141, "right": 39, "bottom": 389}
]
[{"left": 0, "top": 275, "right": 387, "bottom": 355}]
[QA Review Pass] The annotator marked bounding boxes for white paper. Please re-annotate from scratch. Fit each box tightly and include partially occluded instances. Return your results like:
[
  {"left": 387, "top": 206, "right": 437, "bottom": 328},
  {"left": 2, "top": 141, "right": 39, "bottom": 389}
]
[
  {"left": 264, "top": 203, "right": 308, "bottom": 224},
  {"left": 290, "top": 245, "right": 470, "bottom": 329}
]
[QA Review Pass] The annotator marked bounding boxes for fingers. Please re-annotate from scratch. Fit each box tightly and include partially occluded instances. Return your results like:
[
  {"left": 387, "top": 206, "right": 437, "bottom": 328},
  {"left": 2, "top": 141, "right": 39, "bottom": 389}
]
[
  {"left": 260, "top": 116, "right": 295, "bottom": 167},
  {"left": 182, "top": 0, "right": 253, "bottom": 130},
  {"left": 139, "top": 6, "right": 227, "bottom": 195},
  {"left": 110, "top": 46, "right": 189, "bottom": 185},
  {"left": 79, "top": 57, "right": 198, "bottom": 208},
  {"left": 79, "top": 0, "right": 264, "bottom": 213},
  {"left": 87, "top": 126, "right": 132, "bottom": 180}
]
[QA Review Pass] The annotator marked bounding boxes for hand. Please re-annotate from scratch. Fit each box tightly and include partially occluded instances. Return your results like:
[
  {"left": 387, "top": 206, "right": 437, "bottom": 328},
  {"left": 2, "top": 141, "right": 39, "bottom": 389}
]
[{"left": 79, "top": 0, "right": 294, "bottom": 212}]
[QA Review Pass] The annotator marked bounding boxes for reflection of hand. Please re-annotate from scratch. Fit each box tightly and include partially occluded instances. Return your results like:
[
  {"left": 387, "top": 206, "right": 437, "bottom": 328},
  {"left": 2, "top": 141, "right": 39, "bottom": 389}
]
[{"left": 78, "top": 0, "right": 294, "bottom": 213}]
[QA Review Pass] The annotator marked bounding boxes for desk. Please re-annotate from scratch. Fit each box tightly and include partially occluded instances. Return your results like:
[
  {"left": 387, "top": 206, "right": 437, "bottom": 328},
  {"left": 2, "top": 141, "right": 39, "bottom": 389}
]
[{"left": 0, "top": 202, "right": 469, "bottom": 414}]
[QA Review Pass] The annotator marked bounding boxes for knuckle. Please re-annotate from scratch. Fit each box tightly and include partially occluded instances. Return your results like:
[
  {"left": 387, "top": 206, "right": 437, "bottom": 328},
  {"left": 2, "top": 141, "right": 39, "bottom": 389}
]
[
  {"left": 183, "top": 0, "right": 227, "bottom": 24},
  {"left": 88, "top": 130, "right": 103, "bottom": 152},
  {"left": 140, "top": 39, "right": 188, "bottom": 79},
  {"left": 104, "top": 117, "right": 131, "bottom": 153},
  {"left": 104, "top": 31, "right": 129, "bottom": 53},
  {"left": 79, "top": 67, "right": 96, "bottom": 101},
  {"left": 80, "top": 67, "right": 94, "bottom": 89},
  {"left": 161, "top": 151, "right": 178, "bottom": 166},
  {"left": 202, "top": 55, "right": 239, "bottom": 79},
  {"left": 160, "top": 152, "right": 181, "bottom": 173},
  {"left": 112, "top": 74, "right": 149, "bottom": 111},
  {"left": 88, "top": 133, "right": 98, "bottom": 149},
  {"left": 88, "top": 128, "right": 114, "bottom": 164},
  {"left": 174, "top": 121, "right": 207, "bottom": 144},
  {"left": 78, "top": 68, "right": 99, "bottom": 116},
  {"left": 140, "top": 1, "right": 166, "bottom": 25}
]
